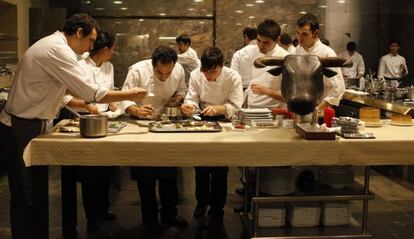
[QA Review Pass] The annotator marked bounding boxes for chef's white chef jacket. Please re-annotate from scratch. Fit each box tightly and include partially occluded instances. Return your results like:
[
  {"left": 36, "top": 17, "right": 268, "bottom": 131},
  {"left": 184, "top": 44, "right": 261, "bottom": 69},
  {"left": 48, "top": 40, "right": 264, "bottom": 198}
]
[
  {"left": 63, "top": 57, "right": 115, "bottom": 112},
  {"left": 184, "top": 66, "right": 243, "bottom": 118},
  {"left": 296, "top": 39, "right": 345, "bottom": 106},
  {"left": 230, "top": 45, "right": 260, "bottom": 88},
  {"left": 122, "top": 59, "right": 187, "bottom": 117},
  {"left": 177, "top": 47, "right": 201, "bottom": 83},
  {"left": 287, "top": 45, "right": 296, "bottom": 54},
  {"left": 5, "top": 31, "right": 108, "bottom": 120},
  {"left": 378, "top": 53, "right": 408, "bottom": 79},
  {"left": 248, "top": 44, "right": 290, "bottom": 109},
  {"left": 338, "top": 50, "right": 365, "bottom": 79}
]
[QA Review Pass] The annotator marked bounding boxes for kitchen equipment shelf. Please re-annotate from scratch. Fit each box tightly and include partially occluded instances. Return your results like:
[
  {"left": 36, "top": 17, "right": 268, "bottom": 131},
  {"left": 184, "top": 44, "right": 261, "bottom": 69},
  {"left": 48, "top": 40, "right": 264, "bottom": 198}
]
[
  {"left": 239, "top": 166, "right": 374, "bottom": 239},
  {"left": 0, "top": 33, "right": 18, "bottom": 41}
]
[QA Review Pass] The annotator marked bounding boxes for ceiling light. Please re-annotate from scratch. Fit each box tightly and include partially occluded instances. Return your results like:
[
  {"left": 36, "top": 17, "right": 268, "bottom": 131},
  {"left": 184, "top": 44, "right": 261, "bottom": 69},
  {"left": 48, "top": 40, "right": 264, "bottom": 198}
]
[
  {"left": 236, "top": 10, "right": 244, "bottom": 13},
  {"left": 113, "top": 1, "right": 123, "bottom": 4},
  {"left": 299, "top": 11, "right": 307, "bottom": 14},
  {"left": 139, "top": 19, "right": 144, "bottom": 22},
  {"left": 194, "top": 0, "right": 203, "bottom": 2},
  {"left": 120, "top": 7, "right": 128, "bottom": 10},
  {"left": 206, "top": 14, "right": 213, "bottom": 17},
  {"left": 246, "top": 3, "right": 254, "bottom": 7},
  {"left": 188, "top": 8, "right": 195, "bottom": 11},
  {"left": 85, "top": 0, "right": 91, "bottom": 4},
  {"left": 159, "top": 13, "right": 166, "bottom": 16},
  {"left": 199, "top": 21, "right": 205, "bottom": 24},
  {"left": 249, "top": 16, "right": 255, "bottom": 19},
  {"left": 320, "top": 5, "right": 327, "bottom": 8},
  {"left": 158, "top": 36, "right": 176, "bottom": 40},
  {"left": 94, "top": 7, "right": 105, "bottom": 10},
  {"left": 236, "top": 23, "right": 242, "bottom": 25},
  {"left": 255, "top": 0, "right": 265, "bottom": 3},
  {"left": 338, "top": 0, "right": 346, "bottom": 3}
]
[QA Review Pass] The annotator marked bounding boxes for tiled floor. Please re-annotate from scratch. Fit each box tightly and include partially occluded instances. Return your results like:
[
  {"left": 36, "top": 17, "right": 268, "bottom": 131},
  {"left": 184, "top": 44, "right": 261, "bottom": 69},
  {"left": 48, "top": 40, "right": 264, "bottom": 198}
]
[{"left": 0, "top": 167, "right": 414, "bottom": 239}]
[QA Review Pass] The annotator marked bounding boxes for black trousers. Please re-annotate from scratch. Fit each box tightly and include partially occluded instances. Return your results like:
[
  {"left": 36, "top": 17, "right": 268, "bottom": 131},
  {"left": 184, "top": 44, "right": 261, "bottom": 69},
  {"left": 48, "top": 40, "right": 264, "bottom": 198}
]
[
  {"left": 195, "top": 167, "right": 228, "bottom": 217},
  {"left": 80, "top": 179, "right": 111, "bottom": 221},
  {"left": 7, "top": 116, "right": 49, "bottom": 239},
  {"left": 131, "top": 167, "right": 179, "bottom": 225}
]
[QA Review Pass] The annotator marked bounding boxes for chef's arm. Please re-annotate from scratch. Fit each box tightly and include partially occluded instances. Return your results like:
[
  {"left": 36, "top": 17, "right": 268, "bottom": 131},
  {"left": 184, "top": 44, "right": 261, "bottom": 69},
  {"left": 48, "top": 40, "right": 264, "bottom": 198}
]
[{"left": 98, "top": 87, "right": 147, "bottom": 103}]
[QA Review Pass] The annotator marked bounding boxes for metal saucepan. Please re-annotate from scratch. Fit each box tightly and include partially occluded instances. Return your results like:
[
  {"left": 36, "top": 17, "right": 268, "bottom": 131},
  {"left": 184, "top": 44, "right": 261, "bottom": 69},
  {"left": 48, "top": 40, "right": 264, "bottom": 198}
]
[
  {"left": 64, "top": 106, "right": 108, "bottom": 138},
  {"left": 164, "top": 106, "right": 183, "bottom": 118},
  {"left": 407, "top": 87, "right": 414, "bottom": 100}
]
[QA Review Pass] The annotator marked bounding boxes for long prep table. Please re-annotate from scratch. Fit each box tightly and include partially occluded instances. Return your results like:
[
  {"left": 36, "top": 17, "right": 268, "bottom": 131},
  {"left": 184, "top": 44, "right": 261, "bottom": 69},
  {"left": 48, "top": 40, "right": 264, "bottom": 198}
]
[{"left": 22, "top": 120, "right": 414, "bottom": 239}]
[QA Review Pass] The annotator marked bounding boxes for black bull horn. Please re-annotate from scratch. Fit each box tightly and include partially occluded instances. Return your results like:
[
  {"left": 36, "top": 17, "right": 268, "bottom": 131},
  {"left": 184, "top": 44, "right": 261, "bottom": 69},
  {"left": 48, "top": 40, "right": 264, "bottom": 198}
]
[{"left": 254, "top": 56, "right": 353, "bottom": 68}]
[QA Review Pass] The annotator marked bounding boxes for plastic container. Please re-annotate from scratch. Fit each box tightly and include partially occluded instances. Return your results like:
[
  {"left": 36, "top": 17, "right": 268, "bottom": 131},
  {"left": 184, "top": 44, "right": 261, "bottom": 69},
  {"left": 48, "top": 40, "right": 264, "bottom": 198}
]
[{"left": 324, "top": 107, "right": 335, "bottom": 127}]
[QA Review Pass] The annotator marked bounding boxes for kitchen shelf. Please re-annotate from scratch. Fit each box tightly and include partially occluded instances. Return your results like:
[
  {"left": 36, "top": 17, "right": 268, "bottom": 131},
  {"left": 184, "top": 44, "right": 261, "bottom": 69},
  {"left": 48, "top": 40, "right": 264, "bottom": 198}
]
[
  {"left": 0, "top": 33, "right": 18, "bottom": 41},
  {"left": 239, "top": 167, "right": 373, "bottom": 239}
]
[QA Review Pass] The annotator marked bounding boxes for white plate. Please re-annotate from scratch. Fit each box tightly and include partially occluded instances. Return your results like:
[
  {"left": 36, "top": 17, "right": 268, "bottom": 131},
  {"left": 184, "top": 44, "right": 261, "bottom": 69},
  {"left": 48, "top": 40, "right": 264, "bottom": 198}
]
[{"left": 390, "top": 122, "right": 413, "bottom": 126}]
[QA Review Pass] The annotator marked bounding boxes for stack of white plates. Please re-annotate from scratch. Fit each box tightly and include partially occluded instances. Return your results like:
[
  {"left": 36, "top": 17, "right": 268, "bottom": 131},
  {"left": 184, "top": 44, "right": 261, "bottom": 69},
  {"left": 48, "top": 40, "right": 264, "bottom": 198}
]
[
  {"left": 258, "top": 203, "right": 286, "bottom": 227},
  {"left": 240, "top": 108, "right": 273, "bottom": 123},
  {"left": 319, "top": 166, "right": 354, "bottom": 188},
  {"left": 259, "top": 167, "right": 295, "bottom": 196},
  {"left": 287, "top": 202, "right": 321, "bottom": 227},
  {"left": 320, "top": 201, "right": 351, "bottom": 226}
]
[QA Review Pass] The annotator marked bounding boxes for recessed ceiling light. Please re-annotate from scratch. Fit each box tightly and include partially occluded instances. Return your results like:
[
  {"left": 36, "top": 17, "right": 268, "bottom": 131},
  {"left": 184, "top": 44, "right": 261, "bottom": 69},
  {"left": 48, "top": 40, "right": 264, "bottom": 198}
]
[
  {"left": 85, "top": 0, "right": 91, "bottom": 4},
  {"left": 320, "top": 5, "right": 327, "bottom": 8},
  {"left": 159, "top": 13, "right": 166, "bottom": 16},
  {"left": 338, "top": 0, "right": 346, "bottom": 3},
  {"left": 188, "top": 8, "right": 195, "bottom": 11},
  {"left": 206, "top": 14, "right": 213, "bottom": 17},
  {"left": 299, "top": 11, "right": 306, "bottom": 14},
  {"left": 249, "top": 16, "right": 255, "bottom": 19},
  {"left": 246, "top": 3, "right": 254, "bottom": 7},
  {"left": 194, "top": 0, "right": 203, "bottom": 2},
  {"left": 113, "top": 1, "right": 123, "bottom": 4},
  {"left": 120, "top": 7, "right": 128, "bottom": 10},
  {"left": 236, "top": 10, "right": 244, "bottom": 13},
  {"left": 139, "top": 19, "right": 144, "bottom": 22},
  {"left": 199, "top": 21, "right": 205, "bottom": 24},
  {"left": 236, "top": 23, "right": 242, "bottom": 26},
  {"left": 255, "top": 0, "right": 265, "bottom": 3},
  {"left": 94, "top": 7, "right": 105, "bottom": 10}
]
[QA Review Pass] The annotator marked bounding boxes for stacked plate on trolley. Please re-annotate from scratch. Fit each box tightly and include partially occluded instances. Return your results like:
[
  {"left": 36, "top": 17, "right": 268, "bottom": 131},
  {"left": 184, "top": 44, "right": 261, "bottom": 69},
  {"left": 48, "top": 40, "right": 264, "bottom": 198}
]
[
  {"left": 319, "top": 166, "right": 354, "bottom": 188},
  {"left": 320, "top": 201, "right": 351, "bottom": 226},
  {"left": 287, "top": 202, "right": 321, "bottom": 227},
  {"left": 258, "top": 203, "right": 286, "bottom": 227},
  {"left": 259, "top": 167, "right": 295, "bottom": 196}
]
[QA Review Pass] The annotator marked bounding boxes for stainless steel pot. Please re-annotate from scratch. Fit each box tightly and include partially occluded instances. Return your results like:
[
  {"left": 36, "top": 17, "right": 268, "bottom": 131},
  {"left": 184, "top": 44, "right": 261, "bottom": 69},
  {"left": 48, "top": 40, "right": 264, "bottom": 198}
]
[
  {"left": 64, "top": 106, "right": 107, "bottom": 138},
  {"left": 79, "top": 114, "right": 107, "bottom": 138},
  {"left": 164, "top": 106, "right": 182, "bottom": 118},
  {"left": 407, "top": 87, "right": 414, "bottom": 100}
]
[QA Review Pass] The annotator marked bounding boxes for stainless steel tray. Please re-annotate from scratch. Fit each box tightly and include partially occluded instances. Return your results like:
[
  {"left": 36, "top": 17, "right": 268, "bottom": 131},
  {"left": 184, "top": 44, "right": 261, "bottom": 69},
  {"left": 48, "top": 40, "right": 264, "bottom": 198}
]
[{"left": 149, "top": 121, "right": 222, "bottom": 133}]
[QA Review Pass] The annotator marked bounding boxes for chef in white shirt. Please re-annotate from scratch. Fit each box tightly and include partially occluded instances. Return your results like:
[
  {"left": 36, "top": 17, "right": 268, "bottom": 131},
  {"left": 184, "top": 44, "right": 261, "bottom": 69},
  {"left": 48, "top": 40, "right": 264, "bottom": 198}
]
[
  {"left": 279, "top": 33, "right": 296, "bottom": 54},
  {"left": 295, "top": 13, "right": 345, "bottom": 112},
  {"left": 122, "top": 46, "right": 187, "bottom": 118},
  {"left": 378, "top": 39, "right": 408, "bottom": 86},
  {"left": 176, "top": 34, "right": 201, "bottom": 85},
  {"left": 338, "top": 41, "right": 365, "bottom": 80},
  {"left": 122, "top": 46, "right": 189, "bottom": 230},
  {"left": 4, "top": 14, "right": 147, "bottom": 239},
  {"left": 247, "top": 19, "right": 290, "bottom": 109},
  {"left": 181, "top": 46, "right": 243, "bottom": 228},
  {"left": 230, "top": 26, "right": 258, "bottom": 90}
]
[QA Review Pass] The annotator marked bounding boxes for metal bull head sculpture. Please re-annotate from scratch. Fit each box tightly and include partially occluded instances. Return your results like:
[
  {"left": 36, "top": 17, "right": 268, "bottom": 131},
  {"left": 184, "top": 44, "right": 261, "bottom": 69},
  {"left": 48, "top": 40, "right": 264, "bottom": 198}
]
[{"left": 254, "top": 55, "right": 352, "bottom": 116}]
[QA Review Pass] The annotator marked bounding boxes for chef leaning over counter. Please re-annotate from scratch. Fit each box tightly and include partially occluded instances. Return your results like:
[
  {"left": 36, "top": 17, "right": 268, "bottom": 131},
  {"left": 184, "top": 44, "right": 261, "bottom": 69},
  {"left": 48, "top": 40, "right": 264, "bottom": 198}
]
[{"left": 2, "top": 13, "right": 147, "bottom": 239}]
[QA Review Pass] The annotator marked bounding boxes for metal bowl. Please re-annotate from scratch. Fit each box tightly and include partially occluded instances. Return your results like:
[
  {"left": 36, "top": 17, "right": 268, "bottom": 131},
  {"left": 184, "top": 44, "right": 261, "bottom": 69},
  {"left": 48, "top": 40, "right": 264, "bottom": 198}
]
[{"left": 80, "top": 114, "right": 108, "bottom": 138}]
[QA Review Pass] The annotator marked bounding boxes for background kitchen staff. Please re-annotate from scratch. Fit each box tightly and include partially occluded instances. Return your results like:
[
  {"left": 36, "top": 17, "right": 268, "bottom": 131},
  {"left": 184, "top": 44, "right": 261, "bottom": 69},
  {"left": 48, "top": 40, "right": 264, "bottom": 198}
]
[
  {"left": 176, "top": 34, "right": 201, "bottom": 85},
  {"left": 378, "top": 39, "right": 408, "bottom": 87},
  {"left": 4, "top": 13, "right": 147, "bottom": 239}
]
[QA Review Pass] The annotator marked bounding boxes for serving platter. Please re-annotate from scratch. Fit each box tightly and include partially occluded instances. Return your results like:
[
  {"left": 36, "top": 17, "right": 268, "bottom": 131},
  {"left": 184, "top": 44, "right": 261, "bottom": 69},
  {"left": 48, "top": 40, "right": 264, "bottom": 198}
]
[{"left": 148, "top": 120, "right": 222, "bottom": 133}]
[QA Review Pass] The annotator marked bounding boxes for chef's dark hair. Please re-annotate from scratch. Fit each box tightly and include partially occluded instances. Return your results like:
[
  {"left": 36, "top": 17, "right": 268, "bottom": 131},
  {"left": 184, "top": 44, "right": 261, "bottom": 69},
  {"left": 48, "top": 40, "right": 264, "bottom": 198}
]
[
  {"left": 297, "top": 13, "right": 319, "bottom": 32},
  {"left": 388, "top": 39, "right": 400, "bottom": 46},
  {"left": 200, "top": 46, "right": 223, "bottom": 72},
  {"left": 176, "top": 34, "right": 191, "bottom": 45},
  {"left": 346, "top": 41, "right": 357, "bottom": 51},
  {"left": 280, "top": 33, "right": 292, "bottom": 45},
  {"left": 63, "top": 13, "right": 99, "bottom": 37},
  {"left": 257, "top": 19, "right": 281, "bottom": 41},
  {"left": 90, "top": 31, "right": 115, "bottom": 56},
  {"left": 243, "top": 26, "right": 257, "bottom": 40},
  {"left": 151, "top": 46, "right": 178, "bottom": 67}
]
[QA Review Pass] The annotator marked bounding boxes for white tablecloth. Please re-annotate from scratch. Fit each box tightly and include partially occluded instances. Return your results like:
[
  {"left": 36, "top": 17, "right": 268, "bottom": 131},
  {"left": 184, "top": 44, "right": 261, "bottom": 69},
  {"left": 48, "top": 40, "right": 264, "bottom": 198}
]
[{"left": 23, "top": 120, "right": 414, "bottom": 167}]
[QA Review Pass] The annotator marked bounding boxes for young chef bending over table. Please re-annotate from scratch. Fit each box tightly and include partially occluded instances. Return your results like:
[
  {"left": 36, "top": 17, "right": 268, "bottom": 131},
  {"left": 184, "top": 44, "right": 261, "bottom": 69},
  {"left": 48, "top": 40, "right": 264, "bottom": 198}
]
[
  {"left": 121, "top": 46, "right": 188, "bottom": 233},
  {"left": 181, "top": 46, "right": 243, "bottom": 228}
]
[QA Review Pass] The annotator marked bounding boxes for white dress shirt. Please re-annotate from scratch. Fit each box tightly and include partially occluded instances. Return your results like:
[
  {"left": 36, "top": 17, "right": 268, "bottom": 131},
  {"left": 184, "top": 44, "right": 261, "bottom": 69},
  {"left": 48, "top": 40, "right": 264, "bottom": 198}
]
[
  {"left": 63, "top": 57, "right": 115, "bottom": 112},
  {"left": 184, "top": 66, "right": 243, "bottom": 118},
  {"left": 121, "top": 59, "right": 187, "bottom": 117},
  {"left": 296, "top": 39, "right": 345, "bottom": 106},
  {"left": 231, "top": 45, "right": 260, "bottom": 88},
  {"left": 177, "top": 47, "right": 201, "bottom": 83},
  {"left": 248, "top": 44, "right": 290, "bottom": 108},
  {"left": 338, "top": 51, "right": 365, "bottom": 78},
  {"left": 5, "top": 31, "right": 108, "bottom": 120},
  {"left": 378, "top": 53, "right": 408, "bottom": 79}
]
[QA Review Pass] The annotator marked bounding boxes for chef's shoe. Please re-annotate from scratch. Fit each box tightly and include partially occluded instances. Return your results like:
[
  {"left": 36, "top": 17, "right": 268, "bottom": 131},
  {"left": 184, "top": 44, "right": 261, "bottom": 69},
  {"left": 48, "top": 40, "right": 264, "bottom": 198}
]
[{"left": 161, "top": 214, "right": 189, "bottom": 228}]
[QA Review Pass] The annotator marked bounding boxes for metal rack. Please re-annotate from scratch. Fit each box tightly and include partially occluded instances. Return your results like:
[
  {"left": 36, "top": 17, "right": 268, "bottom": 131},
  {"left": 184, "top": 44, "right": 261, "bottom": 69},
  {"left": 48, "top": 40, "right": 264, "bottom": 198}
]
[{"left": 240, "top": 166, "right": 374, "bottom": 239}]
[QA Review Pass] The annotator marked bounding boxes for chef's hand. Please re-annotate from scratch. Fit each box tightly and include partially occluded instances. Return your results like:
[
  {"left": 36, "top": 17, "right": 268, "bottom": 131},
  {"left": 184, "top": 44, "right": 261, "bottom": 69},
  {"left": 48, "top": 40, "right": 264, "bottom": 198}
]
[
  {"left": 316, "top": 101, "right": 330, "bottom": 115},
  {"left": 128, "top": 87, "right": 148, "bottom": 102},
  {"left": 201, "top": 106, "right": 218, "bottom": 116},
  {"left": 130, "top": 105, "right": 154, "bottom": 118},
  {"left": 400, "top": 64, "right": 407, "bottom": 74},
  {"left": 251, "top": 84, "right": 271, "bottom": 95},
  {"left": 181, "top": 104, "right": 195, "bottom": 115},
  {"left": 109, "top": 102, "right": 118, "bottom": 112},
  {"left": 86, "top": 103, "right": 100, "bottom": 114}
]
